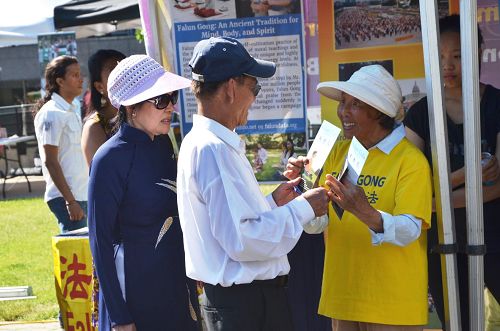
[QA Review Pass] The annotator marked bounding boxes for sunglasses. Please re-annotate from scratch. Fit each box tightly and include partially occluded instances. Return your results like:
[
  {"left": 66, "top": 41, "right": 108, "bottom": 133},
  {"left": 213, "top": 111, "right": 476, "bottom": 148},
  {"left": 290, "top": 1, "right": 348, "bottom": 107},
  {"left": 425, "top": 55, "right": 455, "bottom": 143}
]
[
  {"left": 251, "top": 83, "right": 262, "bottom": 97},
  {"left": 146, "top": 90, "right": 179, "bottom": 109}
]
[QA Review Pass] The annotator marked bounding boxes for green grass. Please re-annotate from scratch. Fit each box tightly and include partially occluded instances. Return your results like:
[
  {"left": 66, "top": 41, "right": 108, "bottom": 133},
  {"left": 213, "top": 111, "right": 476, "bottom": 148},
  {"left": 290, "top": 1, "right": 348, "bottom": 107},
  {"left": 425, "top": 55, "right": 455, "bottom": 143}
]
[
  {"left": 0, "top": 198, "right": 60, "bottom": 321},
  {"left": 247, "top": 148, "right": 306, "bottom": 182}
]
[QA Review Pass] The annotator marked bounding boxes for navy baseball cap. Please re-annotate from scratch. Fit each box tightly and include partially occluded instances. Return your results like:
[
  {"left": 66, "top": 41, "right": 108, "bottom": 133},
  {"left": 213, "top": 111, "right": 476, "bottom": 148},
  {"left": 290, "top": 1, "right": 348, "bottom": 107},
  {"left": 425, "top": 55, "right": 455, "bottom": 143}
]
[{"left": 189, "top": 37, "right": 276, "bottom": 83}]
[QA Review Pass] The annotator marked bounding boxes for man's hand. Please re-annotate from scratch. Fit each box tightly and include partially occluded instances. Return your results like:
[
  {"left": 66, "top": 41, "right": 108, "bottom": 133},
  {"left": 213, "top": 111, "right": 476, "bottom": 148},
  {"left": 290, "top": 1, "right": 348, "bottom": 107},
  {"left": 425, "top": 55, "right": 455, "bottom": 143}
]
[
  {"left": 283, "top": 156, "right": 309, "bottom": 180},
  {"left": 66, "top": 202, "right": 85, "bottom": 221},
  {"left": 302, "top": 187, "right": 330, "bottom": 217},
  {"left": 272, "top": 177, "right": 301, "bottom": 206}
]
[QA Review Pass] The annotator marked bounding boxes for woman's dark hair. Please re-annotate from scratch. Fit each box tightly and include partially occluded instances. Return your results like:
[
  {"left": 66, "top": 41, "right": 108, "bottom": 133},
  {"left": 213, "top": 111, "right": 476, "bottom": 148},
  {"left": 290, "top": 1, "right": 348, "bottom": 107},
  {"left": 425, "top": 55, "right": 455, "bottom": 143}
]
[
  {"left": 87, "top": 49, "right": 126, "bottom": 117},
  {"left": 378, "top": 113, "right": 395, "bottom": 131},
  {"left": 33, "top": 55, "right": 78, "bottom": 115},
  {"left": 439, "top": 14, "right": 484, "bottom": 48},
  {"left": 111, "top": 105, "right": 129, "bottom": 135}
]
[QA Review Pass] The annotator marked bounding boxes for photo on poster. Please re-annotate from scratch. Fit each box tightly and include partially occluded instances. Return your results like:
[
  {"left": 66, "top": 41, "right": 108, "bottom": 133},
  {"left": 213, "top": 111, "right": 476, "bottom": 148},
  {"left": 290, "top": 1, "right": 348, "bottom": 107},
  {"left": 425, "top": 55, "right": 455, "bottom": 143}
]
[
  {"left": 333, "top": 0, "right": 449, "bottom": 50},
  {"left": 338, "top": 59, "right": 393, "bottom": 81},
  {"left": 37, "top": 32, "right": 77, "bottom": 94},
  {"left": 243, "top": 132, "right": 307, "bottom": 182},
  {"left": 236, "top": 0, "right": 302, "bottom": 18},
  {"left": 338, "top": 61, "right": 426, "bottom": 114},
  {"left": 398, "top": 78, "right": 426, "bottom": 112},
  {"left": 170, "top": 0, "right": 236, "bottom": 21}
]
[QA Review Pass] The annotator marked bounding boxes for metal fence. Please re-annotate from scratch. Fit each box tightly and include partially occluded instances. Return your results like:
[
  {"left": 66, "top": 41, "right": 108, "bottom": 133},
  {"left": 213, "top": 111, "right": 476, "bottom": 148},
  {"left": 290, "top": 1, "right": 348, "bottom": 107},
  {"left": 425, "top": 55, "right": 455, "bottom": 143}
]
[
  {"left": 0, "top": 104, "right": 36, "bottom": 137},
  {"left": 0, "top": 104, "right": 38, "bottom": 176}
]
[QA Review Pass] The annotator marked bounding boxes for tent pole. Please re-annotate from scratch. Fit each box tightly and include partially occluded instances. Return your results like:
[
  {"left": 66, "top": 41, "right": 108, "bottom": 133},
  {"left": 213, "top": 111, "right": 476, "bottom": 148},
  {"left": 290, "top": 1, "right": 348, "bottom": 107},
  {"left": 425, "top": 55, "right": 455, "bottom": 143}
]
[
  {"left": 418, "top": 1, "right": 461, "bottom": 330},
  {"left": 460, "top": 1, "right": 486, "bottom": 330}
]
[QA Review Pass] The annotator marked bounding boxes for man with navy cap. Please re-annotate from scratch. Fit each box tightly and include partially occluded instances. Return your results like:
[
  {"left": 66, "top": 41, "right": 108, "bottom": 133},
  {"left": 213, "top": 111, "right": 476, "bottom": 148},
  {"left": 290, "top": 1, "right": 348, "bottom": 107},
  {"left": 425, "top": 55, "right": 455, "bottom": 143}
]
[{"left": 177, "top": 36, "right": 330, "bottom": 330}]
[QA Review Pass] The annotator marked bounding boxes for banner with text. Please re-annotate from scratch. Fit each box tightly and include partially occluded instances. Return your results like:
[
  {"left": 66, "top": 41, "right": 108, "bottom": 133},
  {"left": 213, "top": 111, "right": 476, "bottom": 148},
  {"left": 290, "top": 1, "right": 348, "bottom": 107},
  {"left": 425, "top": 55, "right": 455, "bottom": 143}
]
[
  {"left": 479, "top": 0, "right": 500, "bottom": 89},
  {"left": 169, "top": 1, "right": 307, "bottom": 137},
  {"left": 52, "top": 236, "right": 95, "bottom": 331}
]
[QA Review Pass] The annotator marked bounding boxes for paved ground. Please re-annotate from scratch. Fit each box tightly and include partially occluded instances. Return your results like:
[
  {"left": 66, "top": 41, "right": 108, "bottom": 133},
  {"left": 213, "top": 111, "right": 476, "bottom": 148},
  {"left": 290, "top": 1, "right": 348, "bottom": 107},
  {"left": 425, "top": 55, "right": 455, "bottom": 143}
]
[
  {"left": 0, "top": 321, "right": 62, "bottom": 331},
  {"left": 1, "top": 175, "right": 45, "bottom": 200}
]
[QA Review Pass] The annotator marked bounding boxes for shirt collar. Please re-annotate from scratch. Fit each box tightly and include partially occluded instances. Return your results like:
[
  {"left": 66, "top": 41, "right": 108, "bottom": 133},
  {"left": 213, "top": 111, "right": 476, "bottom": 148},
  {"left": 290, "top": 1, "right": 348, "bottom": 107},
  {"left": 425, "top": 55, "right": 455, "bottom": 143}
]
[
  {"left": 193, "top": 114, "right": 245, "bottom": 153},
  {"left": 370, "top": 124, "right": 406, "bottom": 155},
  {"left": 118, "top": 122, "right": 153, "bottom": 143},
  {"left": 51, "top": 92, "right": 77, "bottom": 112}
]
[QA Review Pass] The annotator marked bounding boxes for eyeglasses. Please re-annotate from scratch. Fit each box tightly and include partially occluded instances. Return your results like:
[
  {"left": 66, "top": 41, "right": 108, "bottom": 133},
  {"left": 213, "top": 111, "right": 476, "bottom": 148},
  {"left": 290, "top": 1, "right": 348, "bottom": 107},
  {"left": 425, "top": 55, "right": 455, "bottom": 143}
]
[
  {"left": 146, "top": 90, "right": 179, "bottom": 109},
  {"left": 251, "top": 83, "right": 261, "bottom": 97}
]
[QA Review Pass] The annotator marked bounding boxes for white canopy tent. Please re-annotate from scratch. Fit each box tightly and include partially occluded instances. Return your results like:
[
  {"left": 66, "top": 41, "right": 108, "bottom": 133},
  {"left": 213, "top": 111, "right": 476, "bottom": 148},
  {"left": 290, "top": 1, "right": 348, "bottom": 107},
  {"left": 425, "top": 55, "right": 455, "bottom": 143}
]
[
  {"left": 0, "top": 0, "right": 141, "bottom": 48},
  {"left": 0, "top": 0, "right": 71, "bottom": 47}
]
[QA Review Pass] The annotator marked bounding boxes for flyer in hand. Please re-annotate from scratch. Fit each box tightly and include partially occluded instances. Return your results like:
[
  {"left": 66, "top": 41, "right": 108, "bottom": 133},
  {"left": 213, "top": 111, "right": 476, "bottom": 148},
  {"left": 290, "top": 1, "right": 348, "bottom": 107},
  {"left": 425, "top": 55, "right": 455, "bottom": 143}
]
[
  {"left": 332, "top": 136, "right": 369, "bottom": 219},
  {"left": 297, "top": 120, "right": 341, "bottom": 192}
]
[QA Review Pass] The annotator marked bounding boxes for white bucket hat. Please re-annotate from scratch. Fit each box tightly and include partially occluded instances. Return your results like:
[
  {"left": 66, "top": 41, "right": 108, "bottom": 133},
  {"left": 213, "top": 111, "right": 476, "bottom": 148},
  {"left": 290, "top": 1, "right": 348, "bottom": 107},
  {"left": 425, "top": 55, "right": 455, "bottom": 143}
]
[
  {"left": 316, "top": 65, "right": 403, "bottom": 121},
  {"left": 108, "top": 54, "right": 191, "bottom": 109}
]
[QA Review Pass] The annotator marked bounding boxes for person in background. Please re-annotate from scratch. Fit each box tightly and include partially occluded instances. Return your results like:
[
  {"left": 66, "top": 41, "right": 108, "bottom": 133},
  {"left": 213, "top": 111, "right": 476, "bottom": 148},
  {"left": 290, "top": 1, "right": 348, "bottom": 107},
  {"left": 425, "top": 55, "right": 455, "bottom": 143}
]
[
  {"left": 280, "top": 139, "right": 297, "bottom": 169},
  {"left": 286, "top": 65, "right": 432, "bottom": 330},
  {"left": 81, "top": 49, "right": 125, "bottom": 166},
  {"left": 404, "top": 14, "right": 500, "bottom": 331},
  {"left": 177, "top": 36, "right": 330, "bottom": 331},
  {"left": 257, "top": 142, "right": 268, "bottom": 164},
  {"left": 253, "top": 146, "right": 264, "bottom": 173},
  {"left": 88, "top": 55, "right": 200, "bottom": 331},
  {"left": 33, "top": 55, "right": 87, "bottom": 234}
]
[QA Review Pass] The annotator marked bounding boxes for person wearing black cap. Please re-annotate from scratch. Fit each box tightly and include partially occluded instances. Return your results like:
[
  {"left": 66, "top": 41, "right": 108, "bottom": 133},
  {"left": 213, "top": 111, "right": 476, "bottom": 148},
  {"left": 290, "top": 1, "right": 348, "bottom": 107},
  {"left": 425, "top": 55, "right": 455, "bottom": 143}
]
[{"left": 177, "top": 36, "right": 330, "bottom": 331}]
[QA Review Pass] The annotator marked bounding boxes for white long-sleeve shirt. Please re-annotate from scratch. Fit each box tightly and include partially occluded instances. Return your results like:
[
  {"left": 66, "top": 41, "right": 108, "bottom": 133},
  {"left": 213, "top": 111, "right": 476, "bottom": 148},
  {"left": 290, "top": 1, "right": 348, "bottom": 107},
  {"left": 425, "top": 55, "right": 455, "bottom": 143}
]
[{"left": 177, "top": 115, "right": 315, "bottom": 287}]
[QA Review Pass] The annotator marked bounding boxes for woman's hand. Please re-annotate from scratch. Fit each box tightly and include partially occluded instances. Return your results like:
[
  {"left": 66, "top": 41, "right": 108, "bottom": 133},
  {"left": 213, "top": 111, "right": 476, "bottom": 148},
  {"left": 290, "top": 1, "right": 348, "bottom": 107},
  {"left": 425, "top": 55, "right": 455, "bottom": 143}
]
[
  {"left": 325, "top": 174, "right": 368, "bottom": 214},
  {"left": 325, "top": 174, "right": 382, "bottom": 230},
  {"left": 482, "top": 155, "right": 500, "bottom": 183},
  {"left": 283, "top": 156, "right": 308, "bottom": 180},
  {"left": 113, "top": 323, "right": 137, "bottom": 331}
]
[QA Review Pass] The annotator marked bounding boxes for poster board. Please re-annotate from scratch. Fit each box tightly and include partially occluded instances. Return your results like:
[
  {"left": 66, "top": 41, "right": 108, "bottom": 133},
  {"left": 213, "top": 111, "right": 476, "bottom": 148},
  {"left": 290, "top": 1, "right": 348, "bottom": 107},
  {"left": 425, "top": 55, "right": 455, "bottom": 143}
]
[
  {"left": 166, "top": 0, "right": 309, "bottom": 182},
  {"left": 317, "top": 0, "right": 450, "bottom": 128},
  {"left": 318, "top": 0, "right": 500, "bottom": 128}
]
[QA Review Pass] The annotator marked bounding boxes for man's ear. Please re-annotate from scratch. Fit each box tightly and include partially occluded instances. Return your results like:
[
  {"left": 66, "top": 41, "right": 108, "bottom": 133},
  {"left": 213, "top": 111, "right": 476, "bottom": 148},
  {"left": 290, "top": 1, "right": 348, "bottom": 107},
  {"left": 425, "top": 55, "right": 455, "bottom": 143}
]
[{"left": 225, "top": 78, "right": 236, "bottom": 104}]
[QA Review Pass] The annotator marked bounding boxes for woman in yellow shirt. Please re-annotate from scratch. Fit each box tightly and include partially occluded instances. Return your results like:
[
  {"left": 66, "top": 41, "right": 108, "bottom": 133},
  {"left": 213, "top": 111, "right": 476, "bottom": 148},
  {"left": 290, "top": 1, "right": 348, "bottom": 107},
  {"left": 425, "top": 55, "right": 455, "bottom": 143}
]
[{"left": 286, "top": 65, "right": 432, "bottom": 330}]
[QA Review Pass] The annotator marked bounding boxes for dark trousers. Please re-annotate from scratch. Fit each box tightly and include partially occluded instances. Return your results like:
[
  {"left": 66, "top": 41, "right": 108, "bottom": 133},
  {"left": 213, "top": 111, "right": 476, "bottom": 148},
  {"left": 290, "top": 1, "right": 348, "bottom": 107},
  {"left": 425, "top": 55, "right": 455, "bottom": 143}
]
[
  {"left": 429, "top": 251, "right": 500, "bottom": 331},
  {"left": 202, "top": 276, "right": 294, "bottom": 331}
]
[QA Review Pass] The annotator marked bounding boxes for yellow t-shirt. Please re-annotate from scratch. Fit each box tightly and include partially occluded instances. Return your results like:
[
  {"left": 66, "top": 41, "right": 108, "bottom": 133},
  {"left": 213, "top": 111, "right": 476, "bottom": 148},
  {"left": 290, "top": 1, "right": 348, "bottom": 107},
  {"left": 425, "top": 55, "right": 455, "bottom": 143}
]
[{"left": 318, "top": 137, "right": 432, "bottom": 325}]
